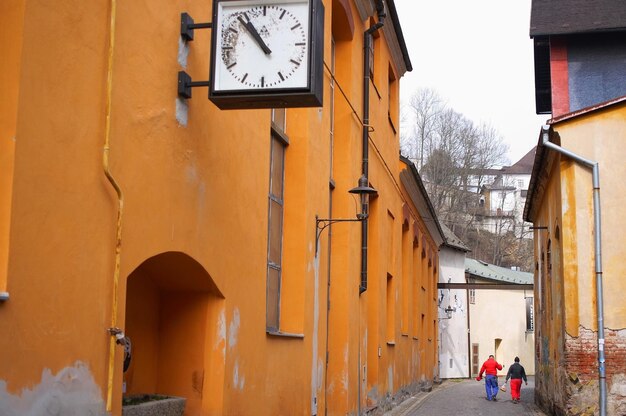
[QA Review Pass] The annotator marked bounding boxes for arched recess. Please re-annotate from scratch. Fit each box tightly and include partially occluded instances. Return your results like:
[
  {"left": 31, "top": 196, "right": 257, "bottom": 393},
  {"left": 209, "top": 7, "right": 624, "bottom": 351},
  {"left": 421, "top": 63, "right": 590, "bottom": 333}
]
[
  {"left": 124, "top": 251, "right": 225, "bottom": 415},
  {"left": 331, "top": 0, "right": 355, "bottom": 41}
]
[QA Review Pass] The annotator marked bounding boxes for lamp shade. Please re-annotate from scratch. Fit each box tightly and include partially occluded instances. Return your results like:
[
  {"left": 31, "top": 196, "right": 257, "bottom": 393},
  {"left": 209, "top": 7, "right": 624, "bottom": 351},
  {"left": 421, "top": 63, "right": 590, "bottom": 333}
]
[{"left": 349, "top": 175, "right": 377, "bottom": 195}]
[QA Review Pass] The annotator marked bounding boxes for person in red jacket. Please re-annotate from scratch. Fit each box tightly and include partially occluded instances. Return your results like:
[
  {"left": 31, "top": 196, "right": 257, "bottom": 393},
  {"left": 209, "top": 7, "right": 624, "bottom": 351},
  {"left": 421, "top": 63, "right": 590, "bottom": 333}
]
[{"left": 478, "top": 354, "right": 503, "bottom": 401}]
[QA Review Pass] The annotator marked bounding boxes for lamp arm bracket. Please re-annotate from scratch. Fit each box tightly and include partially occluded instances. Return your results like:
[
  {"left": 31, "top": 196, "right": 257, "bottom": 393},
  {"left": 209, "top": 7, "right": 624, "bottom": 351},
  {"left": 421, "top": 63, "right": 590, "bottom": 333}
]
[{"left": 315, "top": 215, "right": 368, "bottom": 254}]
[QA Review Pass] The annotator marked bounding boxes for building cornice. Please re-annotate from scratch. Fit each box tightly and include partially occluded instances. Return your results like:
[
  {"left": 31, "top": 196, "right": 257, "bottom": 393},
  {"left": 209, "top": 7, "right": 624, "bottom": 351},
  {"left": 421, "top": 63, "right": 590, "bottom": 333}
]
[{"left": 354, "top": 0, "right": 412, "bottom": 76}]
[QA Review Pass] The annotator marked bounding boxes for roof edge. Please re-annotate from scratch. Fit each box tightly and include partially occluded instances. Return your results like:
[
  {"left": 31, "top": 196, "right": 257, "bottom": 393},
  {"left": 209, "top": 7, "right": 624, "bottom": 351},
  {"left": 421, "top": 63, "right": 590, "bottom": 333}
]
[
  {"left": 386, "top": 0, "right": 412, "bottom": 72},
  {"left": 399, "top": 155, "right": 444, "bottom": 244}
]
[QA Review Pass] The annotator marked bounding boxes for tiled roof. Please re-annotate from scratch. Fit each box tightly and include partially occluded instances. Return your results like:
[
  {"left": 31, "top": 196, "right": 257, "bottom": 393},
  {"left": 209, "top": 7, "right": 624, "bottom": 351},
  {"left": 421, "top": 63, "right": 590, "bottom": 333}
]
[
  {"left": 440, "top": 223, "right": 470, "bottom": 252},
  {"left": 502, "top": 147, "right": 536, "bottom": 175},
  {"left": 465, "top": 258, "right": 533, "bottom": 285},
  {"left": 530, "top": 0, "right": 626, "bottom": 36}
]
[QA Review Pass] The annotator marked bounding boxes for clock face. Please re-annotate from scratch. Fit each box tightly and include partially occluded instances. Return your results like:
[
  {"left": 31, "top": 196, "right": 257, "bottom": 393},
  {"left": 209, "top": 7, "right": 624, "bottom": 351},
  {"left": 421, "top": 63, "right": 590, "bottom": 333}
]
[{"left": 214, "top": 0, "right": 310, "bottom": 92}]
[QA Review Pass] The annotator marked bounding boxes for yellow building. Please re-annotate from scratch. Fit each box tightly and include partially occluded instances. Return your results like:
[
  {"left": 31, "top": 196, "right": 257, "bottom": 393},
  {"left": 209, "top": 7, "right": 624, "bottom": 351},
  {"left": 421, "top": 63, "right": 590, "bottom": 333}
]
[
  {"left": 0, "top": 0, "right": 443, "bottom": 415},
  {"left": 525, "top": 100, "right": 626, "bottom": 415}
]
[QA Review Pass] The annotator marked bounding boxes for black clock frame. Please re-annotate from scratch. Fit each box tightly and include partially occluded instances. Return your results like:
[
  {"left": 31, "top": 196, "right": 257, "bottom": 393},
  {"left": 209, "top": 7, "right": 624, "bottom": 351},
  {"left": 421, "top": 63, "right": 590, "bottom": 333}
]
[{"left": 209, "top": 0, "right": 324, "bottom": 109}]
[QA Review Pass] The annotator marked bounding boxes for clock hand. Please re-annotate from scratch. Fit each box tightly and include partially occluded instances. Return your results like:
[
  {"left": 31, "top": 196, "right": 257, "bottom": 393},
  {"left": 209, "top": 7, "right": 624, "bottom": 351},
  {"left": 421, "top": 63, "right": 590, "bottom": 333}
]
[{"left": 237, "top": 15, "right": 272, "bottom": 55}]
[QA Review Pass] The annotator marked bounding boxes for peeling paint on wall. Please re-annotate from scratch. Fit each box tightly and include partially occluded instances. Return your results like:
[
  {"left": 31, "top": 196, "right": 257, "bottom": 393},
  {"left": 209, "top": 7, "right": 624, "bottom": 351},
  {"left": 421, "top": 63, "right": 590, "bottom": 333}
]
[
  {"left": 177, "top": 37, "right": 188, "bottom": 68},
  {"left": 342, "top": 345, "right": 349, "bottom": 393},
  {"left": 228, "top": 308, "right": 240, "bottom": 349},
  {"left": 0, "top": 361, "right": 105, "bottom": 416},
  {"left": 216, "top": 308, "right": 226, "bottom": 357},
  {"left": 311, "top": 255, "right": 320, "bottom": 415},
  {"left": 175, "top": 98, "right": 188, "bottom": 127},
  {"left": 233, "top": 360, "right": 245, "bottom": 390}
]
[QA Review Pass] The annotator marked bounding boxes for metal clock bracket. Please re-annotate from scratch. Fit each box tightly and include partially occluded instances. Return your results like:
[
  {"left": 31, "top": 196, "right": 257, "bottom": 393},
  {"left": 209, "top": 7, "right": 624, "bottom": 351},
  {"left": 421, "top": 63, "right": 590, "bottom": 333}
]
[
  {"left": 178, "top": 12, "right": 212, "bottom": 99},
  {"left": 178, "top": 71, "right": 210, "bottom": 99},
  {"left": 180, "top": 12, "right": 212, "bottom": 41}
]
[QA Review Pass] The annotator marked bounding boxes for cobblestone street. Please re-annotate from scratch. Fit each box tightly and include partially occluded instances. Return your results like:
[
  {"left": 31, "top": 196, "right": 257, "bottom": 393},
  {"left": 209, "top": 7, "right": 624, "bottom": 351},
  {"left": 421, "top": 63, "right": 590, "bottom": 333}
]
[{"left": 385, "top": 376, "right": 548, "bottom": 416}]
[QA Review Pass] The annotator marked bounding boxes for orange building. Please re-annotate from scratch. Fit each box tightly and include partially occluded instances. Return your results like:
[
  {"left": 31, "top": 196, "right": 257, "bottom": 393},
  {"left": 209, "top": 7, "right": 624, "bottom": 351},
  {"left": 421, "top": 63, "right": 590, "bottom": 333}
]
[{"left": 0, "top": 0, "right": 443, "bottom": 414}]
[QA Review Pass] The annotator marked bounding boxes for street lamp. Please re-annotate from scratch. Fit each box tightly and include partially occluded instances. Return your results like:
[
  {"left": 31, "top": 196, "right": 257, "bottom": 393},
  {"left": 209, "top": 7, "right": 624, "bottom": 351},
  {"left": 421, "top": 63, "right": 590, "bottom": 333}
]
[
  {"left": 315, "top": 175, "right": 377, "bottom": 254},
  {"left": 444, "top": 305, "right": 456, "bottom": 319}
]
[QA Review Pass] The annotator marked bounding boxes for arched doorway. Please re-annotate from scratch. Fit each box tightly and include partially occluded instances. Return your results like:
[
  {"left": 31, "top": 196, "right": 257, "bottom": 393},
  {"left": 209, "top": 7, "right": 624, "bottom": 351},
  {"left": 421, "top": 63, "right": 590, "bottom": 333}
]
[{"left": 124, "top": 251, "right": 224, "bottom": 415}]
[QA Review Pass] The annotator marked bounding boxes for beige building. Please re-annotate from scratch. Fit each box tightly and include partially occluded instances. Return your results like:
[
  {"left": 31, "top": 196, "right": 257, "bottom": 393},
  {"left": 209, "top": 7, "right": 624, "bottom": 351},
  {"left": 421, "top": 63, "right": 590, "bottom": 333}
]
[{"left": 465, "top": 259, "right": 535, "bottom": 377}]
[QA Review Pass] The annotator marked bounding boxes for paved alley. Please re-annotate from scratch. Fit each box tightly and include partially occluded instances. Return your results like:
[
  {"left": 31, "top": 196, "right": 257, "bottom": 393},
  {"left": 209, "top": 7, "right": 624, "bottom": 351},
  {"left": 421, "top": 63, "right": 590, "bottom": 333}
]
[{"left": 385, "top": 376, "right": 548, "bottom": 416}]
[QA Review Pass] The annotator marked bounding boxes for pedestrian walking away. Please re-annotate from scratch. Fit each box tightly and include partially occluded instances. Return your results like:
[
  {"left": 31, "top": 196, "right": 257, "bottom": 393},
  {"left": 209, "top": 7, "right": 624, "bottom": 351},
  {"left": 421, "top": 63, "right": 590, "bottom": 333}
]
[
  {"left": 505, "top": 356, "right": 528, "bottom": 403},
  {"left": 477, "top": 354, "right": 503, "bottom": 401}
]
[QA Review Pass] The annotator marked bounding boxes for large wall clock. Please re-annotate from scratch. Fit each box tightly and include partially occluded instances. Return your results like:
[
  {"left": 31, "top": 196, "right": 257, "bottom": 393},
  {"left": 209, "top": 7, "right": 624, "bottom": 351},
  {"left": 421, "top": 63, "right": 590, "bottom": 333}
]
[{"left": 209, "top": 0, "right": 324, "bottom": 109}]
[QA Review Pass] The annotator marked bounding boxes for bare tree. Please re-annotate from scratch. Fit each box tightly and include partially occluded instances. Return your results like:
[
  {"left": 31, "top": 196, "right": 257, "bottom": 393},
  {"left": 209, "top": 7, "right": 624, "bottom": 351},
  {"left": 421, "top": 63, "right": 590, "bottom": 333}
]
[
  {"left": 400, "top": 88, "right": 445, "bottom": 170},
  {"left": 400, "top": 87, "right": 533, "bottom": 271}
]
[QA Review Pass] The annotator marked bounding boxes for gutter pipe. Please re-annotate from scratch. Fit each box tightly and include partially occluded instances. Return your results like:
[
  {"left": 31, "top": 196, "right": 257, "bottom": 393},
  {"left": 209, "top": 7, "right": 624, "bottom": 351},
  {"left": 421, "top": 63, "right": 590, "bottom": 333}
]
[
  {"left": 358, "top": 4, "right": 385, "bottom": 414},
  {"left": 466, "top": 273, "right": 472, "bottom": 378},
  {"left": 359, "top": 0, "right": 385, "bottom": 294},
  {"left": 103, "top": 0, "right": 124, "bottom": 412},
  {"left": 541, "top": 125, "right": 606, "bottom": 416}
]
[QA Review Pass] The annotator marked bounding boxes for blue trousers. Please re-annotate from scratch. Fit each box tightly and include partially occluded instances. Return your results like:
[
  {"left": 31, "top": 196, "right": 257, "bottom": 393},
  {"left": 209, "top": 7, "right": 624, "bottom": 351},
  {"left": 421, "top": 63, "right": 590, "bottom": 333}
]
[{"left": 485, "top": 375, "right": 499, "bottom": 400}]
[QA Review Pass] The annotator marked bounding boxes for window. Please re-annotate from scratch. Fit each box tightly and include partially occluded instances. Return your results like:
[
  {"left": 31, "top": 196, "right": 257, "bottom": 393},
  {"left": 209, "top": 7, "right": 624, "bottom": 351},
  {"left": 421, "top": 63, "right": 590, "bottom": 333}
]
[
  {"left": 387, "top": 63, "right": 398, "bottom": 133},
  {"left": 526, "top": 297, "right": 534, "bottom": 332},
  {"left": 271, "top": 108, "right": 286, "bottom": 132},
  {"left": 386, "top": 273, "right": 395, "bottom": 343},
  {"left": 469, "top": 288, "right": 476, "bottom": 304},
  {"left": 412, "top": 241, "right": 419, "bottom": 337},
  {"left": 266, "top": 110, "right": 287, "bottom": 331},
  {"left": 401, "top": 218, "right": 410, "bottom": 335},
  {"left": 472, "top": 344, "right": 479, "bottom": 376}
]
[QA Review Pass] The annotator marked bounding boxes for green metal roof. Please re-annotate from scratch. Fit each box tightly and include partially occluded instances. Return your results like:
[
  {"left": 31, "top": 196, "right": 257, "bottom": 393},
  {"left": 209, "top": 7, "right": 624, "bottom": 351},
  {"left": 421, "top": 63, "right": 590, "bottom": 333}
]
[{"left": 465, "top": 258, "right": 533, "bottom": 285}]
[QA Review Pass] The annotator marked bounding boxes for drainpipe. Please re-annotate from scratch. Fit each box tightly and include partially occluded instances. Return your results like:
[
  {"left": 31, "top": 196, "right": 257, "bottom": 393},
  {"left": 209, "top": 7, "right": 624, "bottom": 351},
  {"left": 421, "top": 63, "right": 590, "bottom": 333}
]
[
  {"left": 541, "top": 125, "right": 606, "bottom": 416},
  {"left": 466, "top": 273, "right": 472, "bottom": 378},
  {"left": 357, "top": 4, "right": 385, "bottom": 415},
  {"left": 103, "top": 0, "right": 125, "bottom": 412},
  {"left": 359, "top": 0, "right": 385, "bottom": 294}
]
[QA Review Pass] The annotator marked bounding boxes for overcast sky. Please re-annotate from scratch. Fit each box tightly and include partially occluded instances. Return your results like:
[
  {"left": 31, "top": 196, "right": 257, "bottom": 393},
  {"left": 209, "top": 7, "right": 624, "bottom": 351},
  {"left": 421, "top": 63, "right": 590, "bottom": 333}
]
[{"left": 394, "top": 0, "right": 548, "bottom": 164}]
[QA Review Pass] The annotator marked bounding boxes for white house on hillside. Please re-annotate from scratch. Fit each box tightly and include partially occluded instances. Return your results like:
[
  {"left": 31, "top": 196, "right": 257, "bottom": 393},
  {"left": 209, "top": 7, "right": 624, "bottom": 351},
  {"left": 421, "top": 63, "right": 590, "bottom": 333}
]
[{"left": 477, "top": 147, "right": 536, "bottom": 238}]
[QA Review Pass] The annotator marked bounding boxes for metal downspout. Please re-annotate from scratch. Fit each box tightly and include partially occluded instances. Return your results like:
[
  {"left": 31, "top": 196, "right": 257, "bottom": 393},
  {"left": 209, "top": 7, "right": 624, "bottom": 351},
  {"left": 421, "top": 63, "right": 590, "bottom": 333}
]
[
  {"left": 103, "top": 0, "right": 124, "bottom": 412},
  {"left": 358, "top": 4, "right": 385, "bottom": 414},
  {"left": 359, "top": 1, "right": 385, "bottom": 295},
  {"left": 541, "top": 125, "right": 606, "bottom": 416},
  {"left": 466, "top": 274, "right": 472, "bottom": 378}
]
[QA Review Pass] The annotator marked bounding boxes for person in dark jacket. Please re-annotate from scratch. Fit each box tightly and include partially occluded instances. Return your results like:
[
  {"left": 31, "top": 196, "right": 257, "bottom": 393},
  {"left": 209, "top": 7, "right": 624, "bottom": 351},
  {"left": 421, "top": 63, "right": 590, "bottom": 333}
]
[
  {"left": 478, "top": 355, "right": 503, "bottom": 401},
  {"left": 505, "top": 356, "right": 528, "bottom": 403}
]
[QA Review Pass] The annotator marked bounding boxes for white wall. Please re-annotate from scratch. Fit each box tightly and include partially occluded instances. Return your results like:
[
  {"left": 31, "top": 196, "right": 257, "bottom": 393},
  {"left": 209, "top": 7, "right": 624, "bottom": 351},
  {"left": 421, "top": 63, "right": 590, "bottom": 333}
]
[{"left": 438, "top": 247, "right": 469, "bottom": 378}]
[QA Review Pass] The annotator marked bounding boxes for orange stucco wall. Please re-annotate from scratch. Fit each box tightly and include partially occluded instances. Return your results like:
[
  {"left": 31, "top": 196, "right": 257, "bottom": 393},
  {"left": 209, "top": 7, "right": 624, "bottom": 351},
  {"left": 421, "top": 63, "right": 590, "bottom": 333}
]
[
  {"left": 0, "top": 0, "right": 24, "bottom": 292},
  {"left": 0, "top": 1, "right": 439, "bottom": 415}
]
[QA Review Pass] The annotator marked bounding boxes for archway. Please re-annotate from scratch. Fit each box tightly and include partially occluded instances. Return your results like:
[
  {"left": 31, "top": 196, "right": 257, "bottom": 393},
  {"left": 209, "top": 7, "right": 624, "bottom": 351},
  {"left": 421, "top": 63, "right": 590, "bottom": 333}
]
[{"left": 124, "top": 251, "right": 224, "bottom": 415}]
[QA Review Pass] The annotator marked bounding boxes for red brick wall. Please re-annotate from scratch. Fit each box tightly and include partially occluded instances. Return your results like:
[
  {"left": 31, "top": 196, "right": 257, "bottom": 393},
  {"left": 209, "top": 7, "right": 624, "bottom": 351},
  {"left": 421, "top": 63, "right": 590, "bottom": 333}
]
[{"left": 566, "top": 327, "right": 626, "bottom": 384}]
